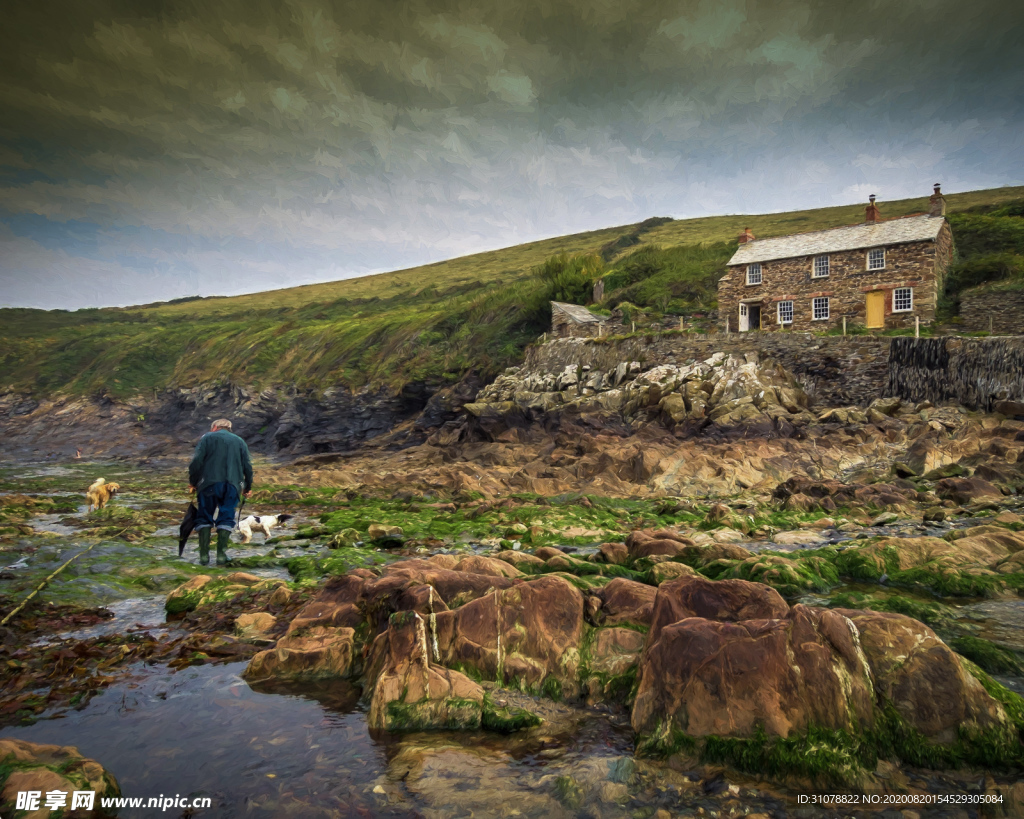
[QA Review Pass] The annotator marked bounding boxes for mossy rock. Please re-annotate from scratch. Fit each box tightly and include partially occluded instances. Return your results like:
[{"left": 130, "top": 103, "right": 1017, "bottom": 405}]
[{"left": 950, "top": 636, "right": 1024, "bottom": 676}]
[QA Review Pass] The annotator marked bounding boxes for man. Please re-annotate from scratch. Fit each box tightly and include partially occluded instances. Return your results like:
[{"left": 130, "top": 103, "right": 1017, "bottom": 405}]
[{"left": 188, "top": 418, "right": 253, "bottom": 566}]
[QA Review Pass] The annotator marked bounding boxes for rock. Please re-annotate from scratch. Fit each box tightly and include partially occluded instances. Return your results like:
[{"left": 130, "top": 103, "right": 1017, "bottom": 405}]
[
  {"left": 368, "top": 523, "right": 404, "bottom": 543},
  {"left": 164, "top": 574, "right": 213, "bottom": 615},
  {"left": 772, "top": 530, "right": 825, "bottom": 547},
  {"left": 496, "top": 551, "right": 545, "bottom": 569},
  {"left": 223, "top": 571, "right": 262, "bottom": 585},
  {"left": 595, "top": 542, "right": 629, "bottom": 565},
  {"left": 534, "top": 546, "right": 565, "bottom": 560},
  {"left": 455, "top": 555, "right": 523, "bottom": 578},
  {"left": 0, "top": 739, "right": 120, "bottom": 818},
  {"left": 287, "top": 574, "right": 366, "bottom": 633},
  {"left": 674, "top": 542, "right": 754, "bottom": 566},
  {"left": 993, "top": 511, "right": 1023, "bottom": 525},
  {"left": 838, "top": 609, "right": 1010, "bottom": 742},
  {"left": 705, "top": 503, "right": 731, "bottom": 523},
  {"left": 710, "top": 528, "right": 746, "bottom": 543},
  {"left": 368, "top": 611, "right": 486, "bottom": 732},
  {"left": 646, "top": 576, "right": 790, "bottom": 650},
  {"left": 633, "top": 606, "right": 875, "bottom": 742},
  {"left": 935, "top": 477, "right": 1003, "bottom": 505},
  {"left": 589, "top": 627, "right": 645, "bottom": 678},
  {"left": 595, "top": 578, "right": 657, "bottom": 627},
  {"left": 869, "top": 397, "right": 902, "bottom": 416},
  {"left": 994, "top": 399, "right": 1024, "bottom": 417},
  {"left": 923, "top": 506, "right": 947, "bottom": 522},
  {"left": 650, "top": 562, "right": 699, "bottom": 584},
  {"left": 328, "top": 528, "right": 361, "bottom": 548},
  {"left": 869, "top": 512, "right": 899, "bottom": 526},
  {"left": 235, "top": 612, "right": 277, "bottom": 644},
  {"left": 433, "top": 576, "right": 585, "bottom": 694},
  {"left": 244, "top": 626, "right": 356, "bottom": 682}
]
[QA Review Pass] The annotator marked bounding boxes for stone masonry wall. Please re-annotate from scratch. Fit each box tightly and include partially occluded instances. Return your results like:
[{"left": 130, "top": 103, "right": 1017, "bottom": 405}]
[
  {"left": 718, "top": 225, "right": 952, "bottom": 334},
  {"left": 960, "top": 288, "right": 1024, "bottom": 335},
  {"left": 887, "top": 336, "right": 1024, "bottom": 410},
  {"left": 523, "top": 333, "right": 891, "bottom": 407}
]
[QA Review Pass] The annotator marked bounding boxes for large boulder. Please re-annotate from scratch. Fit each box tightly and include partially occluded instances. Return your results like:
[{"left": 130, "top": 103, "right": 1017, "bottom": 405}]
[
  {"left": 632, "top": 605, "right": 876, "bottom": 744},
  {"left": 646, "top": 575, "right": 790, "bottom": 649},
  {"left": 594, "top": 578, "right": 657, "bottom": 627},
  {"left": 368, "top": 611, "right": 486, "bottom": 732},
  {"left": 935, "top": 477, "right": 1003, "bottom": 505},
  {"left": 838, "top": 609, "right": 1009, "bottom": 742},
  {"left": 434, "top": 575, "right": 585, "bottom": 695}
]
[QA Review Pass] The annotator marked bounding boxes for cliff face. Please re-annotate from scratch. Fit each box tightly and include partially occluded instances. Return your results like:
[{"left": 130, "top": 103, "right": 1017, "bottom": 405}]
[{"left": 0, "top": 379, "right": 481, "bottom": 461}]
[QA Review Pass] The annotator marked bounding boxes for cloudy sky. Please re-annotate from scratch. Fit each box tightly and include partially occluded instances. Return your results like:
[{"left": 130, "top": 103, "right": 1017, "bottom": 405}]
[{"left": 1, "top": 0, "right": 1022, "bottom": 309}]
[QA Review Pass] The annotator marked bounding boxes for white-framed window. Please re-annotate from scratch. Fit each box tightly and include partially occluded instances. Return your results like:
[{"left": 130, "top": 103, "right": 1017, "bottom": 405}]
[
  {"left": 777, "top": 300, "right": 794, "bottom": 324},
  {"left": 812, "top": 296, "right": 830, "bottom": 320},
  {"left": 746, "top": 263, "right": 762, "bottom": 285},
  {"left": 867, "top": 248, "right": 885, "bottom": 270},
  {"left": 893, "top": 287, "right": 913, "bottom": 312},
  {"left": 812, "top": 255, "right": 830, "bottom": 278}
]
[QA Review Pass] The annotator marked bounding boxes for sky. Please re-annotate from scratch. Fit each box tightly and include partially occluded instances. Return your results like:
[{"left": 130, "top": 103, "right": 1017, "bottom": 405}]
[{"left": 1, "top": 0, "right": 1022, "bottom": 310}]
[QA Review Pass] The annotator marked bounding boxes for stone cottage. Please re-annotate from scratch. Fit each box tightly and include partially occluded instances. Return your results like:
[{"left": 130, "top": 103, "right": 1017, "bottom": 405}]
[
  {"left": 550, "top": 301, "right": 606, "bottom": 338},
  {"left": 718, "top": 186, "right": 954, "bottom": 333}
]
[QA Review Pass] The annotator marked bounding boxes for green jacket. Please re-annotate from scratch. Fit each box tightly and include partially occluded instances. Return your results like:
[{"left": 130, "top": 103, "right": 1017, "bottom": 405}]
[{"left": 188, "top": 430, "right": 253, "bottom": 496}]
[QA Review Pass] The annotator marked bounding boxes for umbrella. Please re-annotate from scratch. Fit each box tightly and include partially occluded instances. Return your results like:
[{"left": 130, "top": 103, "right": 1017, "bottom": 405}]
[{"left": 178, "top": 502, "right": 198, "bottom": 557}]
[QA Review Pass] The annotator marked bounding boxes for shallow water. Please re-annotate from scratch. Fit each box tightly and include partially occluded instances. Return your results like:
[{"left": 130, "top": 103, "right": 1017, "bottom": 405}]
[
  {"left": 0, "top": 663, "right": 403, "bottom": 817},
  {"left": 0, "top": 662, "right": 657, "bottom": 819}
]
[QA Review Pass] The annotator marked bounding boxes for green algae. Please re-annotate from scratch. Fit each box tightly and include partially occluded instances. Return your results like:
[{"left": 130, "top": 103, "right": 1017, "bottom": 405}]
[
  {"left": 823, "top": 590, "right": 956, "bottom": 629},
  {"left": 951, "top": 637, "right": 1024, "bottom": 676}
]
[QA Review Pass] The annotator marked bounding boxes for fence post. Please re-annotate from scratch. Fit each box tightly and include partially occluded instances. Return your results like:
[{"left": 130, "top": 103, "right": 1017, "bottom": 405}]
[
  {"left": 915, "top": 316, "right": 920, "bottom": 339},
  {"left": 726, "top": 317, "right": 730, "bottom": 334},
  {"left": 842, "top": 316, "right": 846, "bottom": 337}
]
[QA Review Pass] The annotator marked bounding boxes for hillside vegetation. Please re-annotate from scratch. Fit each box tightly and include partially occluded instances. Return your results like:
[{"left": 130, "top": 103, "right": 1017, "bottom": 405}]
[{"left": 2, "top": 185, "right": 1023, "bottom": 399}]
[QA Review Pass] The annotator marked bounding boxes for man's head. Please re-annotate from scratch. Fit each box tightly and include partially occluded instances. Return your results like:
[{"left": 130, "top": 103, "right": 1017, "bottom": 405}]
[{"left": 210, "top": 418, "right": 233, "bottom": 432}]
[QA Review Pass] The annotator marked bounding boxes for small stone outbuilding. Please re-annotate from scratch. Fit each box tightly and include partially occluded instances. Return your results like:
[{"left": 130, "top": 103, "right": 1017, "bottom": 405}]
[
  {"left": 718, "top": 186, "right": 954, "bottom": 333},
  {"left": 550, "top": 301, "right": 606, "bottom": 338}
]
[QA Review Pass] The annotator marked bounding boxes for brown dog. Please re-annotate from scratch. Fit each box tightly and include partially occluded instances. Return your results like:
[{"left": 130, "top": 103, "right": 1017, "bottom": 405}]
[{"left": 86, "top": 478, "right": 121, "bottom": 512}]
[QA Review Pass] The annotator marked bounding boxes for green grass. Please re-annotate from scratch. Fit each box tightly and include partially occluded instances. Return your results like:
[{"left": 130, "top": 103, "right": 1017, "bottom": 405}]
[{"left": 4, "top": 185, "right": 1024, "bottom": 400}]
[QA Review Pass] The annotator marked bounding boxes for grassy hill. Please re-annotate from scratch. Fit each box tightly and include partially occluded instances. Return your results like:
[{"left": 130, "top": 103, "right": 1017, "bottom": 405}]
[{"left": 2, "top": 185, "right": 1024, "bottom": 399}]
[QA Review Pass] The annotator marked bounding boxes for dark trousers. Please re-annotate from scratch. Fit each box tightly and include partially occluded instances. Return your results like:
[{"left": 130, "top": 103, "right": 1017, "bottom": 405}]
[{"left": 196, "top": 481, "right": 239, "bottom": 531}]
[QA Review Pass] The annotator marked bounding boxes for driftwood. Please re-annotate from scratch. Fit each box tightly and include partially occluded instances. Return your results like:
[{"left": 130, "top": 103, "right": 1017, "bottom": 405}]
[{"left": 0, "top": 528, "right": 129, "bottom": 627}]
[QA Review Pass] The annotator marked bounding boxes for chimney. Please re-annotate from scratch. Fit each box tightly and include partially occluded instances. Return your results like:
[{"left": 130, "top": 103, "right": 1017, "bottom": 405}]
[
  {"left": 865, "top": 194, "right": 881, "bottom": 223},
  {"left": 929, "top": 183, "right": 946, "bottom": 217},
  {"left": 737, "top": 227, "right": 755, "bottom": 244}
]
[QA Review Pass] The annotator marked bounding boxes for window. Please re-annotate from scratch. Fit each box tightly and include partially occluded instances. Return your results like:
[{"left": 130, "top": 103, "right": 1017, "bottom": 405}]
[
  {"left": 777, "top": 300, "right": 794, "bottom": 324},
  {"left": 812, "top": 255, "right": 829, "bottom": 278},
  {"left": 812, "top": 297, "right": 830, "bottom": 320},
  {"left": 893, "top": 287, "right": 913, "bottom": 312},
  {"left": 867, "top": 248, "right": 885, "bottom": 270},
  {"left": 746, "top": 263, "right": 762, "bottom": 285}
]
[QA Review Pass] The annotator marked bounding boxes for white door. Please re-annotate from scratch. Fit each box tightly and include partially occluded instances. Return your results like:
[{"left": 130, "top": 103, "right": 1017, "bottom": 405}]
[{"left": 738, "top": 303, "right": 749, "bottom": 332}]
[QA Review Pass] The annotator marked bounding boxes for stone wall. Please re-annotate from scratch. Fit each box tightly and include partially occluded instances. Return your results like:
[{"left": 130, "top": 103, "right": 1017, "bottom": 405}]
[
  {"left": 886, "top": 336, "right": 1024, "bottom": 410},
  {"left": 960, "top": 288, "right": 1024, "bottom": 335},
  {"left": 718, "top": 225, "right": 952, "bottom": 334},
  {"left": 523, "top": 333, "right": 891, "bottom": 407}
]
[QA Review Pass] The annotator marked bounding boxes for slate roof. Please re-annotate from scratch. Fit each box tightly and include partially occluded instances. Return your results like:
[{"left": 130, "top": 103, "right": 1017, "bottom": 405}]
[
  {"left": 551, "top": 301, "right": 603, "bottom": 323},
  {"left": 728, "top": 215, "right": 945, "bottom": 266}
]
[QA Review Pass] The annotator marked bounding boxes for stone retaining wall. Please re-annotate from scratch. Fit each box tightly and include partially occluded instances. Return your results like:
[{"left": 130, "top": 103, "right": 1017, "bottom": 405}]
[
  {"left": 886, "top": 336, "right": 1024, "bottom": 410},
  {"left": 959, "top": 288, "right": 1024, "bottom": 335},
  {"left": 523, "top": 333, "right": 891, "bottom": 407}
]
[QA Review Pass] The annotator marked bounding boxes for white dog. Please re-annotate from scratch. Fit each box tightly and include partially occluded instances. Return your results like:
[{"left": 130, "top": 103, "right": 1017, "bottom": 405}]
[{"left": 237, "top": 514, "right": 293, "bottom": 544}]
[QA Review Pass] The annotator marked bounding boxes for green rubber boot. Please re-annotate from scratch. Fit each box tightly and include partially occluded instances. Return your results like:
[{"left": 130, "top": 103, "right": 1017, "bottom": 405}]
[
  {"left": 198, "top": 527, "right": 211, "bottom": 566},
  {"left": 216, "top": 528, "right": 231, "bottom": 566}
]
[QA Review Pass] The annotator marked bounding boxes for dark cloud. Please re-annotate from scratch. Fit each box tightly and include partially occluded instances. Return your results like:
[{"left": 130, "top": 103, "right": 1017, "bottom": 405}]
[{"left": 1, "top": 0, "right": 1022, "bottom": 308}]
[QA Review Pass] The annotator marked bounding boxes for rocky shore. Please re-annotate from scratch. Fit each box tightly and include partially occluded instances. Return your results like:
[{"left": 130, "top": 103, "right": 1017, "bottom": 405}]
[{"left": 3, "top": 348, "right": 1024, "bottom": 816}]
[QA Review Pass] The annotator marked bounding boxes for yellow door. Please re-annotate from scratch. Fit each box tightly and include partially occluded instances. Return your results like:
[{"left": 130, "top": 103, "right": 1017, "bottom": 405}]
[{"left": 866, "top": 291, "right": 885, "bottom": 328}]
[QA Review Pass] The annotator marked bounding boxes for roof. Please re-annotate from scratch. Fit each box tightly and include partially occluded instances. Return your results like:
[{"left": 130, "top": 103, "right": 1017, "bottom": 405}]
[
  {"left": 728, "top": 214, "right": 945, "bottom": 266},
  {"left": 551, "top": 301, "right": 603, "bottom": 323}
]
